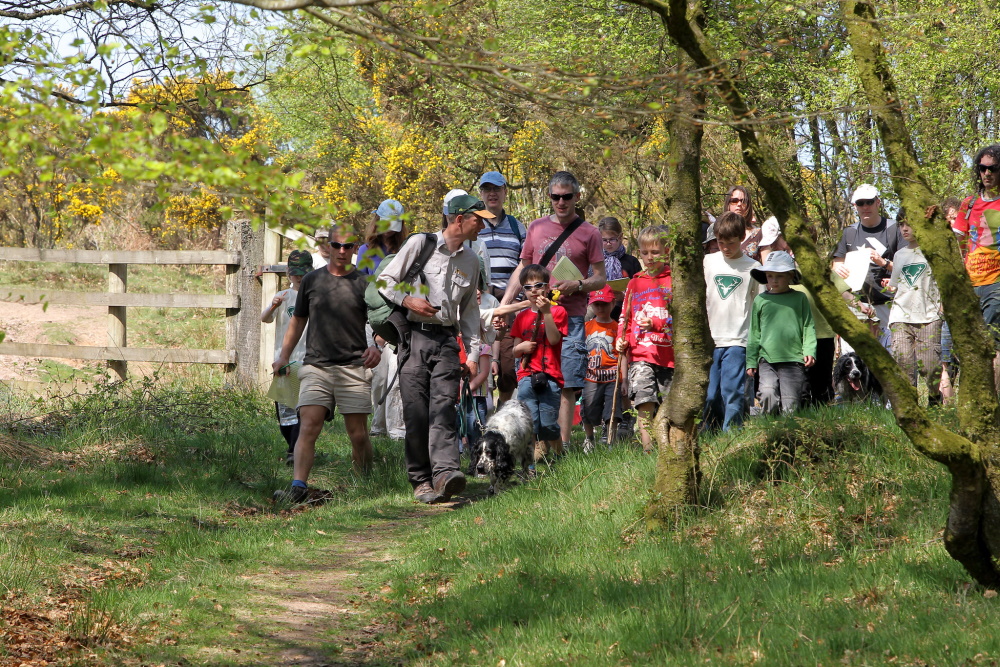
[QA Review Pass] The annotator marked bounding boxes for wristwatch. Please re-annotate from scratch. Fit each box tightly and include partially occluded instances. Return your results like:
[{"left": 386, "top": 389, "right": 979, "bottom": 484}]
[{"left": 578, "top": 280, "right": 584, "bottom": 293}]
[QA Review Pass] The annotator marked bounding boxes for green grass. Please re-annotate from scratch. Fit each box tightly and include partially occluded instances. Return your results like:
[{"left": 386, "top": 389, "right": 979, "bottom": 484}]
[{"left": 0, "top": 383, "right": 996, "bottom": 666}]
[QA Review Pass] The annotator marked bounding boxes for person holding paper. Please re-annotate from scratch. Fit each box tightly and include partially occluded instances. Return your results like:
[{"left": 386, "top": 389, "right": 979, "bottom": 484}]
[
  {"left": 501, "top": 171, "right": 607, "bottom": 452},
  {"left": 831, "top": 184, "right": 904, "bottom": 345}
]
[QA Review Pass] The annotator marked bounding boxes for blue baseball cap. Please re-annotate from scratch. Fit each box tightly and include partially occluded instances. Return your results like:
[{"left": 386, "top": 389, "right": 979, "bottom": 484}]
[
  {"left": 478, "top": 171, "right": 507, "bottom": 188},
  {"left": 374, "top": 199, "right": 405, "bottom": 232}
]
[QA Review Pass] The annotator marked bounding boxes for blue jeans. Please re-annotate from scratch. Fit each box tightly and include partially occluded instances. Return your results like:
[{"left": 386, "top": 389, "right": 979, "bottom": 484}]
[
  {"left": 516, "top": 377, "right": 561, "bottom": 441},
  {"left": 561, "top": 316, "right": 587, "bottom": 390},
  {"left": 975, "top": 281, "right": 1000, "bottom": 349},
  {"left": 703, "top": 346, "right": 747, "bottom": 431}
]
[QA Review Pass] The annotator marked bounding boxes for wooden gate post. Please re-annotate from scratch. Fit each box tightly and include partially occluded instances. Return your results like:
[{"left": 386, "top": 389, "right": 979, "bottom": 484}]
[
  {"left": 108, "top": 263, "right": 127, "bottom": 380},
  {"left": 226, "top": 219, "right": 263, "bottom": 386},
  {"left": 259, "top": 227, "right": 282, "bottom": 386}
]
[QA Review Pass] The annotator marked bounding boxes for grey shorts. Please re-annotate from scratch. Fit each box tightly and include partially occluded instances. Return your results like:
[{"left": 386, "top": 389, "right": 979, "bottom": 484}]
[{"left": 628, "top": 361, "right": 673, "bottom": 407}]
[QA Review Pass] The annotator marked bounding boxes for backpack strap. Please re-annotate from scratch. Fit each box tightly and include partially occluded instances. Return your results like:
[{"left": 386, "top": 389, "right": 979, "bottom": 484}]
[
  {"left": 508, "top": 214, "right": 523, "bottom": 245},
  {"left": 539, "top": 217, "right": 585, "bottom": 268}
]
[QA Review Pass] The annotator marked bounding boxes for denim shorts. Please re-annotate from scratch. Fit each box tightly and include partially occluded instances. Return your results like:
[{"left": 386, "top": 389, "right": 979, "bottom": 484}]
[
  {"left": 516, "top": 376, "right": 561, "bottom": 441},
  {"left": 560, "top": 315, "right": 587, "bottom": 390}
]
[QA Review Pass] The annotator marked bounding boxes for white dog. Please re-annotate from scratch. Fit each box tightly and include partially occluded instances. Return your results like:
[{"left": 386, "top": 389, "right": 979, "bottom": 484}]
[{"left": 476, "top": 400, "right": 534, "bottom": 495}]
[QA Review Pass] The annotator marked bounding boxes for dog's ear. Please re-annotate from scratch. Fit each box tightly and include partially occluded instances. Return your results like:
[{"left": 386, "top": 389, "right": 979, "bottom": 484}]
[
  {"left": 494, "top": 436, "right": 513, "bottom": 481},
  {"left": 833, "top": 356, "right": 847, "bottom": 384}
]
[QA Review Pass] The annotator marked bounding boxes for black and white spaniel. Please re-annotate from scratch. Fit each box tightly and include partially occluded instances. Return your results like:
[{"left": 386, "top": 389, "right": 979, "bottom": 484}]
[
  {"left": 833, "top": 352, "right": 883, "bottom": 403},
  {"left": 476, "top": 400, "right": 534, "bottom": 495}
]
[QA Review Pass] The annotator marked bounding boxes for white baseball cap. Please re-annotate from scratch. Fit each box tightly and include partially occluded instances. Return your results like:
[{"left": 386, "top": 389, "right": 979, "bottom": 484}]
[
  {"left": 851, "top": 184, "right": 880, "bottom": 204},
  {"left": 443, "top": 188, "right": 468, "bottom": 215},
  {"left": 760, "top": 216, "right": 781, "bottom": 246}
]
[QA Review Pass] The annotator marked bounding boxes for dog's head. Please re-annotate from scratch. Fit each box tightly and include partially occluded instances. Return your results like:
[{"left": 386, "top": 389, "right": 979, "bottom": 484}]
[
  {"left": 833, "top": 352, "right": 881, "bottom": 397},
  {"left": 479, "top": 430, "right": 513, "bottom": 482}
]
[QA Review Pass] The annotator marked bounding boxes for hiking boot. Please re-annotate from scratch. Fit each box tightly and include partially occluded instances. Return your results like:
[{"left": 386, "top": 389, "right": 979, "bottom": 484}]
[
  {"left": 582, "top": 437, "right": 594, "bottom": 454},
  {"left": 273, "top": 485, "right": 309, "bottom": 504},
  {"left": 413, "top": 482, "right": 440, "bottom": 504},
  {"left": 433, "top": 470, "right": 466, "bottom": 502}
]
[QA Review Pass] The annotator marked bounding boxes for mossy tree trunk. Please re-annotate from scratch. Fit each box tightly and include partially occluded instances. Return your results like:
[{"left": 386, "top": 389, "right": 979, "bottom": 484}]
[
  {"left": 645, "top": 53, "right": 713, "bottom": 528},
  {"left": 635, "top": 0, "right": 1000, "bottom": 585}
]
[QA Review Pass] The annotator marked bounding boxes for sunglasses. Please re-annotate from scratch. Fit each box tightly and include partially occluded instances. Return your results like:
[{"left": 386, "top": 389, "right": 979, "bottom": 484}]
[
  {"left": 854, "top": 199, "right": 877, "bottom": 207},
  {"left": 523, "top": 281, "right": 548, "bottom": 291},
  {"left": 454, "top": 200, "right": 488, "bottom": 216},
  {"left": 549, "top": 192, "right": 575, "bottom": 201},
  {"left": 330, "top": 241, "right": 356, "bottom": 250},
  {"left": 978, "top": 163, "right": 1000, "bottom": 174},
  {"left": 729, "top": 197, "right": 746, "bottom": 204}
]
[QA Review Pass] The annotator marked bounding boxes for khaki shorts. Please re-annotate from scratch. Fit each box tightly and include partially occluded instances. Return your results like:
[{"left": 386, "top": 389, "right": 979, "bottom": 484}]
[{"left": 297, "top": 363, "right": 373, "bottom": 418}]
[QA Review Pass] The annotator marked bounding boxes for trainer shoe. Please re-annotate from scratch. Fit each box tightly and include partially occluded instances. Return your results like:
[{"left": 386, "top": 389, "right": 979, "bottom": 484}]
[
  {"left": 273, "top": 485, "right": 309, "bottom": 504},
  {"left": 582, "top": 437, "right": 594, "bottom": 454},
  {"left": 433, "top": 470, "right": 466, "bottom": 502},
  {"left": 413, "top": 482, "right": 440, "bottom": 504},
  {"left": 284, "top": 452, "right": 295, "bottom": 466}
]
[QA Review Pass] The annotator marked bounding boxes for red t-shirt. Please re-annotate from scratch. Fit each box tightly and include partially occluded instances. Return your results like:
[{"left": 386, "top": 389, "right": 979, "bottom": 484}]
[
  {"left": 520, "top": 216, "right": 604, "bottom": 317},
  {"left": 953, "top": 194, "right": 1000, "bottom": 287},
  {"left": 510, "top": 306, "right": 569, "bottom": 386},
  {"left": 585, "top": 319, "right": 618, "bottom": 383},
  {"left": 618, "top": 267, "right": 674, "bottom": 367}
]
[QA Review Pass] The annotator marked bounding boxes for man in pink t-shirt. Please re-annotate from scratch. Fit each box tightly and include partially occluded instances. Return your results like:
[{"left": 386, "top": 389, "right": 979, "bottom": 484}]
[{"left": 501, "top": 171, "right": 607, "bottom": 450}]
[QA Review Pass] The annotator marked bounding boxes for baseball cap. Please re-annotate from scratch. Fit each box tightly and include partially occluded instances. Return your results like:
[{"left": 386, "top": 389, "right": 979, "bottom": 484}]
[
  {"left": 478, "top": 171, "right": 507, "bottom": 188},
  {"left": 851, "top": 184, "right": 880, "bottom": 204},
  {"left": 375, "top": 199, "right": 405, "bottom": 233},
  {"left": 447, "top": 194, "right": 496, "bottom": 218},
  {"left": 286, "top": 249, "right": 313, "bottom": 276},
  {"left": 588, "top": 285, "right": 614, "bottom": 304},
  {"left": 314, "top": 228, "right": 330, "bottom": 240},
  {"left": 703, "top": 222, "right": 716, "bottom": 244},
  {"left": 760, "top": 216, "right": 781, "bottom": 247},
  {"left": 750, "top": 250, "right": 801, "bottom": 284},
  {"left": 442, "top": 188, "right": 468, "bottom": 215}
]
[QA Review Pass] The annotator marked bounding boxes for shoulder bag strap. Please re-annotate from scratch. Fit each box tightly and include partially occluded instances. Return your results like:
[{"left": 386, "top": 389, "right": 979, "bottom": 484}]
[
  {"left": 401, "top": 233, "right": 437, "bottom": 284},
  {"left": 539, "top": 217, "right": 585, "bottom": 268}
]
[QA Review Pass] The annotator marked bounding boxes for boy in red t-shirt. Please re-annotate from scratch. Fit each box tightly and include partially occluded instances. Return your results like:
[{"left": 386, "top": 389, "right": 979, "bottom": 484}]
[
  {"left": 582, "top": 286, "right": 621, "bottom": 452},
  {"left": 616, "top": 226, "right": 674, "bottom": 454},
  {"left": 511, "top": 264, "right": 569, "bottom": 461}
]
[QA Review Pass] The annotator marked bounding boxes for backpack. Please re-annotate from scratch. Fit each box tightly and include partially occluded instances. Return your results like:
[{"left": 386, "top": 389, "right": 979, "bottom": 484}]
[{"left": 365, "top": 232, "right": 438, "bottom": 347}]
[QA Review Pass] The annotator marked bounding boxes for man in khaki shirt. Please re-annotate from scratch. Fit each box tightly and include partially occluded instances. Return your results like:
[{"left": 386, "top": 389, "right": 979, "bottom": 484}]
[{"left": 379, "top": 194, "right": 491, "bottom": 503}]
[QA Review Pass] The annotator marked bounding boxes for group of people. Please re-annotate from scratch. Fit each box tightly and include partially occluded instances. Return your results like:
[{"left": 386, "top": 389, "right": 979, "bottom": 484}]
[{"left": 261, "top": 144, "right": 1000, "bottom": 504}]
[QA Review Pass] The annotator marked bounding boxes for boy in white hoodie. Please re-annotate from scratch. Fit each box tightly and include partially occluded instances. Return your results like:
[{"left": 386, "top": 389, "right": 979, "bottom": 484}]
[{"left": 703, "top": 212, "right": 762, "bottom": 430}]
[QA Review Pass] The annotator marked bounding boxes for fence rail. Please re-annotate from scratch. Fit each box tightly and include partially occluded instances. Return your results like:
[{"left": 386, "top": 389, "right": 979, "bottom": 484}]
[{"left": 0, "top": 248, "right": 239, "bottom": 265}]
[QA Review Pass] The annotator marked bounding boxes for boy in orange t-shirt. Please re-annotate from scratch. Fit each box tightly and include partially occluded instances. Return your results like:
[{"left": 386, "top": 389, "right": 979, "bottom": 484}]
[{"left": 582, "top": 286, "right": 621, "bottom": 452}]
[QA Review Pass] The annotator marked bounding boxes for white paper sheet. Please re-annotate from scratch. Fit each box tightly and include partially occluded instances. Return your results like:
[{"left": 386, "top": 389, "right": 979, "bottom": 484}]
[
  {"left": 843, "top": 248, "right": 872, "bottom": 291},
  {"left": 550, "top": 255, "right": 584, "bottom": 282},
  {"left": 865, "top": 237, "right": 887, "bottom": 256}
]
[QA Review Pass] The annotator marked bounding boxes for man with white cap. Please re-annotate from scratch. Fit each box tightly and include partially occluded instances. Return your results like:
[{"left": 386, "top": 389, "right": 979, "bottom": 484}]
[
  {"left": 831, "top": 184, "right": 904, "bottom": 343},
  {"left": 357, "top": 199, "right": 407, "bottom": 276}
]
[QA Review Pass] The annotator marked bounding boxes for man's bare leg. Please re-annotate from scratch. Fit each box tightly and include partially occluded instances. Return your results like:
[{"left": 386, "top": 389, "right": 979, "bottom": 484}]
[
  {"left": 344, "top": 413, "right": 373, "bottom": 474},
  {"left": 559, "top": 388, "right": 576, "bottom": 446},
  {"left": 292, "top": 405, "right": 328, "bottom": 485}
]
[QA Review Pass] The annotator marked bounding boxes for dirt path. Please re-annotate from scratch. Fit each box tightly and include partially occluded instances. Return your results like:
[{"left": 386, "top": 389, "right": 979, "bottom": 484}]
[
  {"left": 222, "top": 502, "right": 470, "bottom": 667},
  {"left": 0, "top": 302, "right": 106, "bottom": 382}
]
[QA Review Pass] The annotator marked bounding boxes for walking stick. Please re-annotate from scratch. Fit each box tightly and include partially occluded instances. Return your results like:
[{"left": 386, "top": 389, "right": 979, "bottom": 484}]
[{"left": 606, "top": 353, "right": 626, "bottom": 447}]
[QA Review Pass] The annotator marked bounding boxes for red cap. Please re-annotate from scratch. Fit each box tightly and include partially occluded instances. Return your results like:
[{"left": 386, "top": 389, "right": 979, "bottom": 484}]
[{"left": 588, "top": 285, "right": 614, "bottom": 304}]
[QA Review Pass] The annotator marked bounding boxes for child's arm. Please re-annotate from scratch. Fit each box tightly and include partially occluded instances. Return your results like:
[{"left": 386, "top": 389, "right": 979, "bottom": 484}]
[
  {"left": 262, "top": 290, "right": 286, "bottom": 323},
  {"left": 616, "top": 283, "right": 634, "bottom": 352},
  {"left": 513, "top": 337, "right": 536, "bottom": 358},
  {"left": 801, "top": 295, "right": 817, "bottom": 368},
  {"left": 470, "top": 352, "right": 491, "bottom": 391}
]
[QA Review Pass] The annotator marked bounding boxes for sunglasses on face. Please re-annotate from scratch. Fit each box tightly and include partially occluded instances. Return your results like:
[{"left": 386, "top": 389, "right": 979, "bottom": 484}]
[
  {"left": 978, "top": 163, "right": 1000, "bottom": 174},
  {"left": 729, "top": 197, "right": 746, "bottom": 204},
  {"left": 549, "top": 192, "right": 575, "bottom": 201},
  {"left": 523, "top": 281, "right": 548, "bottom": 291},
  {"left": 854, "top": 199, "right": 876, "bottom": 207},
  {"left": 330, "top": 241, "right": 356, "bottom": 250}
]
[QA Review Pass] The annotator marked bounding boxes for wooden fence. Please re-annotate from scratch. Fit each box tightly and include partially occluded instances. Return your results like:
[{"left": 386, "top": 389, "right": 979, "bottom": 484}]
[{"left": 0, "top": 220, "right": 313, "bottom": 388}]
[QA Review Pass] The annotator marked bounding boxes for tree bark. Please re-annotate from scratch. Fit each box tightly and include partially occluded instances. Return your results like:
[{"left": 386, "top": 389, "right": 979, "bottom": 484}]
[{"left": 646, "top": 54, "right": 712, "bottom": 528}]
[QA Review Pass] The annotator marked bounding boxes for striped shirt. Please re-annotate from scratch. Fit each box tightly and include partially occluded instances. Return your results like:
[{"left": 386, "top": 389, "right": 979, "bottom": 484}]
[{"left": 478, "top": 211, "right": 525, "bottom": 290}]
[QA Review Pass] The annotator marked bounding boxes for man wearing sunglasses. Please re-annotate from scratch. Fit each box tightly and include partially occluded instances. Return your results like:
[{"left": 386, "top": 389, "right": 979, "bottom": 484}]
[
  {"left": 501, "top": 171, "right": 607, "bottom": 451},
  {"left": 379, "top": 194, "right": 492, "bottom": 504},
  {"left": 273, "top": 225, "right": 383, "bottom": 503},
  {"left": 952, "top": 145, "right": 1000, "bottom": 373},
  {"left": 831, "top": 183, "right": 904, "bottom": 345}
]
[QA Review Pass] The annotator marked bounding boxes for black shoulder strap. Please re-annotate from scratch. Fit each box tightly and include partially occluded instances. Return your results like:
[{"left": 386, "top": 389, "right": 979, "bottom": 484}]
[
  {"left": 401, "top": 233, "right": 437, "bottom": 284},
  {"left": 539, "top": 217, "right": 585, "bottom": 268},
  {"left": 509, "top": 215, "right": 523, "bottom": 245}
]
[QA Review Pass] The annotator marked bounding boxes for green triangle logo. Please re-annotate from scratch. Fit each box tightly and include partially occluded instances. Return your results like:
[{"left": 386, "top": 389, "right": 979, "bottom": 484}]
[
  {"left": 984, "top": 208, "right": 1000, "bottom": 229},
  {"left": 715, "top": 275, "right": 743, "bottom": 300},
  {"left": 900, "top": 262, "right": 926, "bottom": 287}
]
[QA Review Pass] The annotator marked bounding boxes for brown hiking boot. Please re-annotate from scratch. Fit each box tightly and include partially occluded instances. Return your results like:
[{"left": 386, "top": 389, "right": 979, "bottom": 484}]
[
  {"left": 433, "top": 470, "right": 466, "bottom": 502},
  {"left": 413, "top": 482, "right": 440, "bottom": 504}
]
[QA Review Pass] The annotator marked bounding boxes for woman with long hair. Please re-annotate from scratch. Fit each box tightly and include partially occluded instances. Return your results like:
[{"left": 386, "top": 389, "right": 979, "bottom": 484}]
[{"left": 723, "top": 185, "right": 763, "bottom": 262}]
